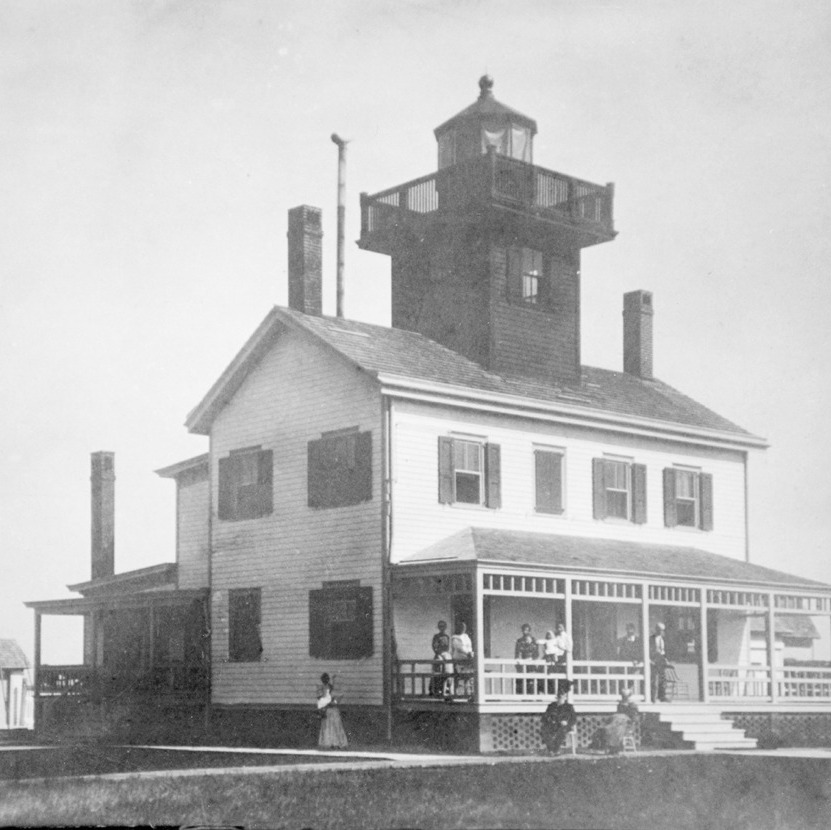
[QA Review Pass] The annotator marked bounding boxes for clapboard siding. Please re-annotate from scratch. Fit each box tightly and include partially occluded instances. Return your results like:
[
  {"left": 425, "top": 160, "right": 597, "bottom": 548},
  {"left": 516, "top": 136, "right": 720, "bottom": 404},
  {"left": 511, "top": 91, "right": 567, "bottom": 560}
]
[
  {"left": 176, "top": 476, "right": 209, "bottom": 589},
  {"left": 390, "top": 400, "right": 747, "bottom": 563},
  {"left": 209, "top": 330, "right": 383, "bottom": 706}
]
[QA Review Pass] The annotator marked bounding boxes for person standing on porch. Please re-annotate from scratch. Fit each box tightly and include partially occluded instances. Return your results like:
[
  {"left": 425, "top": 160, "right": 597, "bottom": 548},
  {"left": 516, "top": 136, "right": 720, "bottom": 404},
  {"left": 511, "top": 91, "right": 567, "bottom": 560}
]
[
  {"left": 550, "top": 621, "right": 573, "bottom": 694},
  {"left": 515, "top": 623, "right": 539, "bottom": 694},
  {"left": 430, "top": 620, "right": 452, "bottom": 698},
  {"left": 451, "top": 622, "right": 474, "bottom": 697},
  {"left": 617, "top": 623, "right": 642, "bottom": 663},
  {"left": 650, "top": 622, "right": 669, "bottom": 702}
]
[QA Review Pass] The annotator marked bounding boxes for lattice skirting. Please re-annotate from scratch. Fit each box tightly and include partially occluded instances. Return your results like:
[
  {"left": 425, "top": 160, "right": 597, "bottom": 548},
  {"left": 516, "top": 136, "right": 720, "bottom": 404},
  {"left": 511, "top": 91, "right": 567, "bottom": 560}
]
[
  {"left": 487, "top": 713, "right": 641, "bottom": 753},
  {"left": 727, "top": 712, "right": 831, "bottom": 746}
]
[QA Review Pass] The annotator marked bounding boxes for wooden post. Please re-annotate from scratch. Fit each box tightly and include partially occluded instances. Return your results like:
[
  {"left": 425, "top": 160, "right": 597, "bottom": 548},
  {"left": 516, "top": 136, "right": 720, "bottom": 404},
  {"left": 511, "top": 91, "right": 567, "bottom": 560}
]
[
  {"left": 700, "top": 594, "right": 710, "bottom": 703},
  {"left": 768, "top": 594, "right": 777, "bottom": 703},
  {"left": 475, "top": 569, "right": 484, "bottom": 706},
  {"left": 642, "top": 585, "right": 651, "bottom": 702},
  {"left": 33, "top": 612, "right": 41, "bottom": 700},
  {"left": 564, "top": 578, "right": 573, "bottom": 698}
]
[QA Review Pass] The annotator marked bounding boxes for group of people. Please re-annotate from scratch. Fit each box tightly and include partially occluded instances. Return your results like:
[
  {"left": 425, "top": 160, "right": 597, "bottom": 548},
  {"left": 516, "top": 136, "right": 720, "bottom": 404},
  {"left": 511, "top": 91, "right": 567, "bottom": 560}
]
[
  {"left": 429, "top": 620, "right": 474, "bottom": 698},
  {"left": 515, "top": 622, "right": 572, "bottom": 695},
  {"left": 617, "top": 620, "right": 671, "bottom": 703}
]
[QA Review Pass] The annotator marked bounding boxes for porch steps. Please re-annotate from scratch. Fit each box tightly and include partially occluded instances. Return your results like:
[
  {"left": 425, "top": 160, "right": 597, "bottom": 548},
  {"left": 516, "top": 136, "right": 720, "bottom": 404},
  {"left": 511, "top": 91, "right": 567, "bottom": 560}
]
[{"left": 655, "top": 705, "right": 757, "bottom": 751}]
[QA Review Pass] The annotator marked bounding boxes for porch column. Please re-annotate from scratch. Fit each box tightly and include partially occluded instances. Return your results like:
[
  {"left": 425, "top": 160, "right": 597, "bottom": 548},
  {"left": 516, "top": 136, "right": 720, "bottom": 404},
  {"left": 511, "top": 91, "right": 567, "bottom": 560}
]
[
  {"left": 767, "top": 593, "right": 777, "bottom": 703},
  {"left": 641, "top": 584, "right": 651, "bottom": 702},
  {"left": 700, "top": 594, "right": 709, "bottom": 703},
  {"left": 564, "top": 577, "right": 573, "bottom": 695},
  {"left": 147, "top": 605, "right": 156, "bottom": 673},
  {"left": 474, "top": 571, "right": 484, "bottom": 705},
  {"left": 33, "top": 611, "right": 41, "bottom": 701}
]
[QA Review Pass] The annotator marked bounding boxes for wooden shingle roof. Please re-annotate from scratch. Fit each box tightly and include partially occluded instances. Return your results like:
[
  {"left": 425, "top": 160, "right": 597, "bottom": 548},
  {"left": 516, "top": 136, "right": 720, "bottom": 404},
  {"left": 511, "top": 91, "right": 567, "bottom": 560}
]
[{"left": 187, "top": 306, "right": 764, "bottom": 447}]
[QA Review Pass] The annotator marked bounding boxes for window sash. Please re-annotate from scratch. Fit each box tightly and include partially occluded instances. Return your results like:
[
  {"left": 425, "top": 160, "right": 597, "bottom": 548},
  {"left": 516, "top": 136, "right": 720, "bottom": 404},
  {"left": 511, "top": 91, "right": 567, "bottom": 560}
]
[
  {"left": 675, "top": 470, "right": 700, "bottom": 527},
  {"left": 453, "top": 440, "right": 483, "bottom": 504},
  {"left": 604, "top": 460, "right": 631, "bottom": 519}
]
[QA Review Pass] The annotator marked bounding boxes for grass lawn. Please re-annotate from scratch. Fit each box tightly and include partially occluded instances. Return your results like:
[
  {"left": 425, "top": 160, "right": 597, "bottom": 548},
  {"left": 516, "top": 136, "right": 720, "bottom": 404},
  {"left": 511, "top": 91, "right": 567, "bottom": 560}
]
[{"left": 1, "top": 753, "right": 830, "bottom": 829}]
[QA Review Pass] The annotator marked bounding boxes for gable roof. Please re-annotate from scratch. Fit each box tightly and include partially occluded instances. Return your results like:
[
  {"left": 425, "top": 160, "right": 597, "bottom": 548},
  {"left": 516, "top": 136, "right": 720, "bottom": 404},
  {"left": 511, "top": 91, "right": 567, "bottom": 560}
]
[
  {"left": 186, "top": 306, "right": 764, "bottom": 449},
  {"left": 399, "top": 527, "right": 830, "bottom": 592},
  {"left": 0, "top": 639, "right": 29, "bottom": 670}
]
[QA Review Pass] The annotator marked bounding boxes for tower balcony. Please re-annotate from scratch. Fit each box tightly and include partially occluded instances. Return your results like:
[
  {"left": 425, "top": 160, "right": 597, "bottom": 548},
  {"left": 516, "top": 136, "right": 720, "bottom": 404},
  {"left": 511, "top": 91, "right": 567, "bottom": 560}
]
[{"left": 359, "top": 151, "right": 615, "bottom": 254}]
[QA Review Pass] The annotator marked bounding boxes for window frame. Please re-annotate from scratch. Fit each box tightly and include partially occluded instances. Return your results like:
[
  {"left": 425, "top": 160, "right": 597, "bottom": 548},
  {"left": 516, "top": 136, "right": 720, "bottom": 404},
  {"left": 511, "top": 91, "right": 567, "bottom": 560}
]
[
  {"left": 228, "top": 588, "right": 262, "bottom": 663},
  {"left": 664, "top": 467, "right": 714, "bottom": 531},
  {"left": 438, "top": 436, "right": 501, "bottom": 509},
  {"left": 592, "top": 457, "right": 647, "bottom": 524}
]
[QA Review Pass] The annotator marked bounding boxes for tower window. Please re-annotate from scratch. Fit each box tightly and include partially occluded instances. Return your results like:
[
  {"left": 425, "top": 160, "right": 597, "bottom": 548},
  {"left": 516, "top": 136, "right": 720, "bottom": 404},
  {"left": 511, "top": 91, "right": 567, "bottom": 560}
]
[{"left": 507, "top": 247, "right": 545, "bottom": 307}]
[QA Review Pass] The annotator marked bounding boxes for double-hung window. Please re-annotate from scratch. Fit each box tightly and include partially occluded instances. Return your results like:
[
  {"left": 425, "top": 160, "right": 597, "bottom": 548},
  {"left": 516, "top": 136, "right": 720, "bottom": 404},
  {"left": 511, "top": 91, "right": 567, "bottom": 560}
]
[
  {"left": 592, "top": 457, "right": 647, "bottom": 523},
  {"left": 507, "top": 247, "right": 545, "bottom": 307},
  {"left": 438, "top": 437, "right": 501, "bottom": 508},
  {"left": 664, "top": 467, "right": 713, "bottom": 530},
  {"left": 218, "top": 447, "right": 273, "bottom": 521}
]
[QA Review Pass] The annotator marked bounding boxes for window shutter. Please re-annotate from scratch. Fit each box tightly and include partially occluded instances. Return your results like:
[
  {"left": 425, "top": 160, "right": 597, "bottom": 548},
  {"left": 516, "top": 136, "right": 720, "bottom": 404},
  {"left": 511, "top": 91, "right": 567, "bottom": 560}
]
[
  {"left": 218, "top": 456, "right": 234, "bottom": 520},
  {"left": 663, "top": 467, "right": 677, "bottom": 528},
  {"left": 485, "top": 443, "right": 502, "bottom": 509},
  {"left": 631, "top": 463, "right": 647, "bottom": 524},
  {"left": 699, "top": 473, "right": 714, "bottom": 531},
  {"left": 438, "top": 437, "right": 454, "bottom": 504},
  {"left": 307, "top": 439, "right": 323, "bottom": 508},
  {"left": 258, "top": 450, "right": 274, "bottom": 515},
  {"left": 592, "top": 458, "right": 607, "bottom": 520},
  {"left": 535, "top": 451, "right": 563, "bottom": 513},
  {"left": 355, "top": 431, "right": 373, "bottom": 502},
  {"left": 354, "top": 587, "right": 374, "bottom": 658},
  {"left": 308, "top": 589, "right": 326, "bottom": 658}
]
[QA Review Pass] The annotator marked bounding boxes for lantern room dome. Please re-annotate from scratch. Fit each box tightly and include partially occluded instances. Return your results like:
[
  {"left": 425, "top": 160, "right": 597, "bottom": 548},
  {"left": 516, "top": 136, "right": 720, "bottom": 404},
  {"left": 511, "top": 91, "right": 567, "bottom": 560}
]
[{"left": 434, "top": 76, "right": 538, "bottom": 169}]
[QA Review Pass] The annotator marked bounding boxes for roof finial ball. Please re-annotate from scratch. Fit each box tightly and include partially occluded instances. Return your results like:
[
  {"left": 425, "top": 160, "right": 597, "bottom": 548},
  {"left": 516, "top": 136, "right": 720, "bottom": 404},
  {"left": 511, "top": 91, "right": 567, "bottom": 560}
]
[{"left": 478, "top": 74, "right": 494, "bottom": 99}]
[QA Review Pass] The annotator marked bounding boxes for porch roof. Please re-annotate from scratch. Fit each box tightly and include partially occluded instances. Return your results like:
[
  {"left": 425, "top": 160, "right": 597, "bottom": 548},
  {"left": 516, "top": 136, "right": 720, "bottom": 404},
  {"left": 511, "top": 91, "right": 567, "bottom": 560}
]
[
  {"left": 399, "top": 528, "right": 831, "bottom": 592},
  {"left": 24, "top": 587, "right": 208, "bottom": 615}
]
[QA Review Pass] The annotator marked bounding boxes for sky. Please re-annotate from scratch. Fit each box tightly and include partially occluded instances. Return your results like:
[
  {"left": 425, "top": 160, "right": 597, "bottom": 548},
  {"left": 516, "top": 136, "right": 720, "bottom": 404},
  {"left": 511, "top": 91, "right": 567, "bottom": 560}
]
[{"left": 1, "top": 0, "right": 830, "bottom": 664}]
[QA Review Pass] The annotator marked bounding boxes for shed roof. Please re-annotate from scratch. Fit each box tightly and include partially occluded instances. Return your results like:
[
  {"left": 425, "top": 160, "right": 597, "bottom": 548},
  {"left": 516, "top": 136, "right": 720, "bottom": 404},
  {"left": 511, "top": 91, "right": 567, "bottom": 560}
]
[
  {"left": 398, "top": 528, "right": 831, "bottom": 592},
  {"left": 0, "top": 639, "right": 29, "bottom": 670}
]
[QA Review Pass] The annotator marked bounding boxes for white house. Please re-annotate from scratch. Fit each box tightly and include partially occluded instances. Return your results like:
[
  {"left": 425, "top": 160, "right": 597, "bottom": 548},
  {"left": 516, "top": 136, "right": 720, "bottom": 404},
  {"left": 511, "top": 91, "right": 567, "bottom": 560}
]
[{"left": 27, "top": 78, "right": 831, "bottom": 752}]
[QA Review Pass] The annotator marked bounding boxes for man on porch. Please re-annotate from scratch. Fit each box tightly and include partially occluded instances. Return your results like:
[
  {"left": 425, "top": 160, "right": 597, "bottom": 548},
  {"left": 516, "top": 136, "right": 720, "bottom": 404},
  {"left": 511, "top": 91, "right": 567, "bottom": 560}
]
[{"left": 650, "top": 622, "right": 668, "bottom": 702}]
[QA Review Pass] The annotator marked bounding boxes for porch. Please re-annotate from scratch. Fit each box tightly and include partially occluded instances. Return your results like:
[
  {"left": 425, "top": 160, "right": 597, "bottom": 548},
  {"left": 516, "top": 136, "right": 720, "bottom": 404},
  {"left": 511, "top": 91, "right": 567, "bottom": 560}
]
[
  {"left": 26, "top": 587, "right": 210, "bottom": 710},
  {"left": 391, "top": 529, "right": 831, "bottom": 711}
]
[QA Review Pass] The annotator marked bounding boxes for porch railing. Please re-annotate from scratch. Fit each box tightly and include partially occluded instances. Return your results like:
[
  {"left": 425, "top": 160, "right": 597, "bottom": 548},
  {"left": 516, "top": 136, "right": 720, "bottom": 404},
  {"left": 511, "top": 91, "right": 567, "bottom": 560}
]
[
  {"left": 394, "top": 659, "right": 474, "bottom": 702},
  {"left": 707, "top": 665, "right": 771, "bottom": 699},
  {"left": 361, "top": 155, "right": 614, "bottom": 240},
  {"left": 394, "top": 659, "right": 645, "bottom": 703},
  {"left": 36, "top": 663, "right": 208, "bottom": 697},
  {"left": 777, "top": 666, "right": 831, "bottom": 699}
]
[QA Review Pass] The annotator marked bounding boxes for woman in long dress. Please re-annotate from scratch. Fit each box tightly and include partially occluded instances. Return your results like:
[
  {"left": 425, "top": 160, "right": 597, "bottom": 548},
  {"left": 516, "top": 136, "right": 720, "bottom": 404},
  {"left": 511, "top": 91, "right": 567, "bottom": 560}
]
[{"left": 317, "top": 673, "right": 348, "bottom": 749}]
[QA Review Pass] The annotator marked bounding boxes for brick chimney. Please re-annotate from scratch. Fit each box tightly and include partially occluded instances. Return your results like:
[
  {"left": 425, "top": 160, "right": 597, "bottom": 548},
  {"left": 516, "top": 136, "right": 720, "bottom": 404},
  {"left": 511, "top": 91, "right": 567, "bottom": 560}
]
[
  {"left": 90, "top": 451, "right": 115, "bottom": 580},
  {"left": 623, "top": 290, "right": 653, "bottom": 380},
  {"left": 287, "top": 205, "right": 323, "bottom": 316}
]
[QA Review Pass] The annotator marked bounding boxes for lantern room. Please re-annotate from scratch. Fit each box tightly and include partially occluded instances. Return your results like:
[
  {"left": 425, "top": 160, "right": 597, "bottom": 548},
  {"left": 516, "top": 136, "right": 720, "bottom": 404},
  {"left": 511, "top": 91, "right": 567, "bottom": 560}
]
[{"left": 434, "top": 75, "right": 537, "bottom": 169}]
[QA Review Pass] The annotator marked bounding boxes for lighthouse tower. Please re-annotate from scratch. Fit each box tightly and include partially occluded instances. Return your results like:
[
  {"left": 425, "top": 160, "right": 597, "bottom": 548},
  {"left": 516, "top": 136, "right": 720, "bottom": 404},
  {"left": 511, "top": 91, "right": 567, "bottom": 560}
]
[{"left": 359, "top": 76, "right": 616, "bottom": 385}]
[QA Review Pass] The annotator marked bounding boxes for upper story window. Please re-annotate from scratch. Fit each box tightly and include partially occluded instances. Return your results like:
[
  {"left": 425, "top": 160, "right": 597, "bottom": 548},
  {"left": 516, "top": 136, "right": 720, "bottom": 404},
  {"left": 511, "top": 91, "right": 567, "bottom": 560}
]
[
  {"left": 438, "top": 436, "right": 501, "bottom": 508},
  {"left": 218, "top": 447, "right": 273, "bottom": 521},
  {"left": 664, "top": 468, "right": 713, "bottom": 531},
  {"left": 592, "top": 457, "right": 647, "bottom": 524},
  {"left": 228, "top": 588, "right": 262, "bottom": 662},
  {"left": 535, "top": 448, "right": 564, "bottom": 514},
  {"left": 506, "top": 247, "right": 551, "bottom": 309},
  {"left": 309, "top": 582, "right": 373, "bottom": 660},
  {"left": 308, "top": 428, "right": 372, "bottom": 509}
]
